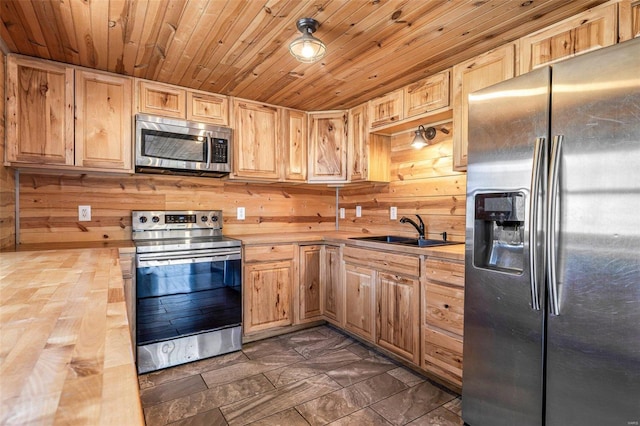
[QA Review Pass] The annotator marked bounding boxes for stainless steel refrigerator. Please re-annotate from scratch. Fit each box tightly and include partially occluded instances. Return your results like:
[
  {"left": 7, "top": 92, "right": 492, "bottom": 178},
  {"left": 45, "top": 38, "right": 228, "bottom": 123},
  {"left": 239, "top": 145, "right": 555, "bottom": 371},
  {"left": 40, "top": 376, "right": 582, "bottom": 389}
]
[{"left": 463, "top": 37, "right": 640, "bottom": 426}]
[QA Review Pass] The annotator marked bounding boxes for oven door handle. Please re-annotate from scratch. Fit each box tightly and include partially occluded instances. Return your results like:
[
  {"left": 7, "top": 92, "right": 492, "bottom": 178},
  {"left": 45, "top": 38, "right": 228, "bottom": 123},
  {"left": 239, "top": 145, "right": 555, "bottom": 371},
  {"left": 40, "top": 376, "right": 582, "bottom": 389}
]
[{"left": 137, "top": 251, "right": 241, "bottom": 267}]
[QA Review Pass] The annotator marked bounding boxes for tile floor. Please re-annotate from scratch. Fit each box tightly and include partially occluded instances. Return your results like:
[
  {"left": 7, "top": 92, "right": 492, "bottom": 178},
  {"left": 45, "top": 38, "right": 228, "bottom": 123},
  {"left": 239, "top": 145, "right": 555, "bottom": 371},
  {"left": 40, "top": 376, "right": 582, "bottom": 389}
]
[{"left": 138, "top": 325, "right": 463, "bottom": 425}]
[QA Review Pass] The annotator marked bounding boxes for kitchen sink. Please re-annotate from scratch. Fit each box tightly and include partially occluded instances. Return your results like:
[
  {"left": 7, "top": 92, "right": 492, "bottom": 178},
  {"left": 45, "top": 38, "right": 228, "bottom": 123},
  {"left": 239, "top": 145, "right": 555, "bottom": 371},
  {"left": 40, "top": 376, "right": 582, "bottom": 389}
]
[{"left": 349, "top": 235, "right": 462, "bottom": 247}]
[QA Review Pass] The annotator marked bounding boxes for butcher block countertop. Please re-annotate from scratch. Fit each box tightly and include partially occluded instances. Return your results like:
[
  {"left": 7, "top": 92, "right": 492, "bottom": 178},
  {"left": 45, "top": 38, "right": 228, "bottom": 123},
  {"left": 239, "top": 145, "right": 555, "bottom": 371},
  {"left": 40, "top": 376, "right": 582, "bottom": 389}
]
[{"left": 0, "top": 248, "right": 143, "bottom": 425}]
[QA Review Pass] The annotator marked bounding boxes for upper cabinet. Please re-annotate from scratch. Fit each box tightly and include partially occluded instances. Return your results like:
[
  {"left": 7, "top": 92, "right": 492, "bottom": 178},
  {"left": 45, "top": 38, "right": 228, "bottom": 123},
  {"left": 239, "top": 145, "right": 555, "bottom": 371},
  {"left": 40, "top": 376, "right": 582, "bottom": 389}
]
[
  {"left": 75, "top": 71, "right": 132, "bottom": 170},
  {"left": 5, "top": 55, "right": 133, "bottom": 172},
  {"left": 347, "top": 102, "right": 390, "bottom": 183},
  {"left": 369, "top": 89, "right": 404, "bottom": 129},
  {"left": 307, "top": 110, "right": 348, "bottom": 183},
  {"left": 404, "top": 71, "right": 450, "bottom": 119},
  {"left": 452, "top": 43, "right": 516, "bottom": 171},
  {"left": 5, "top": 56, "right": 74, "bottom": 166},
  {"left": 519, "top": 2, "right": 618, "bottom": 74},
  {"left": 282, "top": 108, "right": 307, "bottom": 182},
  {"left": 137, "top": 80, "right": 229, "bottom": 126},
  {"left": 232, "top": 99, "right": 280, "bottom": 181}
]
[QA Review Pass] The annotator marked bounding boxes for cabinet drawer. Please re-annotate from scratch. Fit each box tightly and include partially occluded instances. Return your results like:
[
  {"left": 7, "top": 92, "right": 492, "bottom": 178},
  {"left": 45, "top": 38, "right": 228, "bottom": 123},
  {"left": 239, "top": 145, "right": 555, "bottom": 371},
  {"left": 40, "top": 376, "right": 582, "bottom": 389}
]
[
  {"left": 244, "top": 244, "right": 295, "bottom": 262},
  {"left": 343, "top": 246, "right": 419, "bottom": 277},
  {"left": 424, "top": 282, "right": 464, "bottom": 335},
  {"left": 424, "top": 257, "right": 464, "bottom": 287},
  {"left": 422, "top": 327, "right": 463, "bottom": 388}
]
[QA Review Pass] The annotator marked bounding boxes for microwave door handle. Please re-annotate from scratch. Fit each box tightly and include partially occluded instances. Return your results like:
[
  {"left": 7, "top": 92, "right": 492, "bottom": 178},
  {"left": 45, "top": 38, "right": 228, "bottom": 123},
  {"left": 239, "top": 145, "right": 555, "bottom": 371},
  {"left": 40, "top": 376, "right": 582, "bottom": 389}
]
[{"left": 205, "top": 132, "right": 212, "bottom": 168}]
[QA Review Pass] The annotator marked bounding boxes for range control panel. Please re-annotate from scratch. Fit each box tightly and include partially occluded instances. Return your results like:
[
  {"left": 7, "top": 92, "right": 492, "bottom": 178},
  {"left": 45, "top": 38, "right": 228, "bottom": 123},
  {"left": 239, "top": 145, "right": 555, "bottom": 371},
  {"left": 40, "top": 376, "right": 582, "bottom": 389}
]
[{"left": 132, "top": 210, "right": 222, "bottom": 232}]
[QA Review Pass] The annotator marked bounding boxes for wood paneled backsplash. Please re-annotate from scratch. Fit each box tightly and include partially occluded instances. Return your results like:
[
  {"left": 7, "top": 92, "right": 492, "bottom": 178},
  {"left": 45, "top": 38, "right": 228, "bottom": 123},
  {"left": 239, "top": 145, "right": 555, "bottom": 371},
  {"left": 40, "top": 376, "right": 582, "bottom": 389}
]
[
  {"left": 338, "top": 121, "right": 467, "bottom": 242},
  {"left": 0, "top": 50, "right": 17, "bottom": 251},
  {"left": 17, "top": 174, "right": 337, "bottom": 245}
]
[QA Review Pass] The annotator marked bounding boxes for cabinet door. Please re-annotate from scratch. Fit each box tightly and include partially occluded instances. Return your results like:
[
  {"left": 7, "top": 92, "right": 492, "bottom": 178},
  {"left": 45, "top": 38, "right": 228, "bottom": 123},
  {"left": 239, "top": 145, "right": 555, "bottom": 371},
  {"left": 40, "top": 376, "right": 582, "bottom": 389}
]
[
  {"left": 232, "top": 99, "right": 280, "bottom": 180},
  {"left": 243, "top": 260, "right": 293, "bottom": 334},
  {"left": 344, "top": 262, "right": 375, "bottom": 342},
  {"left": 347, "top": 103, "right": 368, "bottom": 182},
  {"left": 404, "top": 70, "right": 450, "bottom": 118},
  {"left": 369, "top": 89, "right": 403, "bottom": 128},
  {"left": 75, "top": 71, "right": 133, "bottom": 171},
  {"left": 423, "top": 327, "right": 463, "bottom": 389},
  {"left": 5, "top": 56, "right": 74, "bottom": 165},
  {"left": 298, "top": 245, "right": 322, "bottom": 323},
  {"left": 138, "top": 80, "right": 186, "bottom": 118},
  {"left": 187, "top": 91, "right": 229, "bottom": 126},
  {"left": 282, "top": 109, "right": 307, "bottom": 182},
  {"left": 322, "top": 245, "right": 343, "bottom": 326},
  {"left": 519, "top": 2, "right": 617, "bottom": 74},
  {"left": 452, "top": 43, "right": 515, "bottom": 171},
  {"left": 376, "top": 272, "right": 420, "bottom": 364},
  {"left": 308, "top": 111, "right": 347, "bottom": 182}
]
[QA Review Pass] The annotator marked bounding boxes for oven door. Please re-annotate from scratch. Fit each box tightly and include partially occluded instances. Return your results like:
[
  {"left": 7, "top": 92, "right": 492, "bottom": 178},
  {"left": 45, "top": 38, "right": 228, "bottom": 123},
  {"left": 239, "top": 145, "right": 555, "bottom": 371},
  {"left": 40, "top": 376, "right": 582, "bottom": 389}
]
[{"left": 136, "top": 249, "right": 241, "bottom": 345}]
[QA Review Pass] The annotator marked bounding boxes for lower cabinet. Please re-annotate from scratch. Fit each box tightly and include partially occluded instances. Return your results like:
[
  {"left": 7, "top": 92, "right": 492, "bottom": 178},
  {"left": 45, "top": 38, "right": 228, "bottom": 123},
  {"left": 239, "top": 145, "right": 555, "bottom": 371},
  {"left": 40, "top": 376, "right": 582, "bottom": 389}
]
[
  {"left": 422, "top": 256, "right": 465, "bottom": 388},
  {"left": 297, "top": 245, "right": 322, "bottom": 323},
  {"left": 321, "top": 244, "right": 343, "bottom": 326},
  {"left": 243, "top": 244, "right": 295, "bottom": 335},
  {"left": 343, "top": 262, "right": 375, "bottom": 342}
]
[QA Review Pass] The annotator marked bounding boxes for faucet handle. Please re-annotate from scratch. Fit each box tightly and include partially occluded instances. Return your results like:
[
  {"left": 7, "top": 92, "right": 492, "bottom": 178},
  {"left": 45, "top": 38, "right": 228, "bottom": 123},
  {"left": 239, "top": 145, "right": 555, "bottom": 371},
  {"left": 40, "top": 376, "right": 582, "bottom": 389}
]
[{"left": 439, "top": 231, "right": 447, "bottom": 242}]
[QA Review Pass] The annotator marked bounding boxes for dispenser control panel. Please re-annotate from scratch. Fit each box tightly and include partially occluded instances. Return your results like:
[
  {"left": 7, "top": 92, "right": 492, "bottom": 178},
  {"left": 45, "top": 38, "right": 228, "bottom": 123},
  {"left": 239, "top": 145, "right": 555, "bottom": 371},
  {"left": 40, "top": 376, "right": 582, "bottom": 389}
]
[{"left": 475, "top": 192, "right": 525, "bottom": 222}]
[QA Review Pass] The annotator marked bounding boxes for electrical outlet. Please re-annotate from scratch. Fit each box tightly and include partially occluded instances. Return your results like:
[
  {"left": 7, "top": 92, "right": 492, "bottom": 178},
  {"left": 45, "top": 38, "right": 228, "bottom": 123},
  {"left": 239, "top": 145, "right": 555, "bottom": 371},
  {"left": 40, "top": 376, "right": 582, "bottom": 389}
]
[
  {"left": 390, "top": 206, "right": 397, "bottom": 220},
  {"left": 78, "top": 205, "right": 91, "bottom": 222},
  {"left": 355, "top": 205, "right": 362, "bottom": 218},
  {"left": 237, "top": 207, "right": 245, "bottom": 220},
  {"left": 339, "top": 208, "right": 345, "bottom": 219}
]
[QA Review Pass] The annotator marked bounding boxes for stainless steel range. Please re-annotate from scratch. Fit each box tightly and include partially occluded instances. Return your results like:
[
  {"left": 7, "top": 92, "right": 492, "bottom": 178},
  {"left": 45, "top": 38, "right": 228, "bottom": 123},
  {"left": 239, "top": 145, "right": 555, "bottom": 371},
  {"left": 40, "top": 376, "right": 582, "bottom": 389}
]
[{"left": 132, "top": 210, "right": 242, "bottom": 374}]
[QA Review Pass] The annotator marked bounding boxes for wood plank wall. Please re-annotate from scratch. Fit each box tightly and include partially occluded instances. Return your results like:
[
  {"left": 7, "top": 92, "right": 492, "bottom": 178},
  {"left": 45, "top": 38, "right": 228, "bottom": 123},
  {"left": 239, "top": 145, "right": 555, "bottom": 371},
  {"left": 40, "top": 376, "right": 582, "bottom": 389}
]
[
  {"left": 0, "top": 50, "right": 17, "bottom": 251},
  {"left": 338, "top": 121, "right": 467, "bottom": 243},
  {"left": 17, "top": 174, "right": 337, "bottom": 245}
]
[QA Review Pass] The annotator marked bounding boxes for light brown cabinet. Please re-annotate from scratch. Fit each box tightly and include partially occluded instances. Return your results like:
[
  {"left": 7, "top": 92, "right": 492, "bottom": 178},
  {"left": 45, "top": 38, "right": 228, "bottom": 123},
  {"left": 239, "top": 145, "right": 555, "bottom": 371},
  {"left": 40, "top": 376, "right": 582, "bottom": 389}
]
[
  {"left": 187, "top": 91, "right": 229, "bottom": 126},
  {"left": 6, "top": 56, "right": 132, "bottom": 172},
  {"left": 369, "top": 89, "right": 403, "bottom": 129},
  {"left": 5, "top": 56, "right": 74, "bottom": 166},
  {"left": 321, "top": 244, "right": 343, "bottom": 327},
  {"left": 243, "top": 244, "right": 296, "bottom": 335},
  {"left": 297, "top": 245, "right": 322, "bottom": 324},
  {"left": 422, "top": 256, "right": 465, "bottom": 389},
  {"left": 344, "top": 262, "right": 375, "bottom": 342},
  {"left": 137, "top": 80, "right": 186, "bottom": 118},
  {"left": 347, "top": 103, "right": 390, "bottom": 183},
  {"left": 519, "top": 2, "right": 617, "bottom": 74},
  {"left": 307, "top": 110, "right": 348, "bottom": 182},
  {"left": 282, "top": 108, "right": 307, "bottom": 182},
  {"left": 452, "top": 43, "right": 516, "bottom": 171},
  {"left": 75, "top": 70, "right": 132, "bottom": 171},
  {"left": 403, "top": 71, "right": 450, "bottom": 119},
  {"left": 232, "top": 99, "right": 281, "bottom": 180}
]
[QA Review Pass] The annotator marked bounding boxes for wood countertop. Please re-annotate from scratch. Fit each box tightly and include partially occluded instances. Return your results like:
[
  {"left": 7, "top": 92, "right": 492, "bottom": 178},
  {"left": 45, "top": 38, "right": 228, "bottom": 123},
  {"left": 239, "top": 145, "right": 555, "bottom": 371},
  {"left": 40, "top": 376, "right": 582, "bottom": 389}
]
[{"left": 0, "top": 248, "right": 144, "bottom": 425}]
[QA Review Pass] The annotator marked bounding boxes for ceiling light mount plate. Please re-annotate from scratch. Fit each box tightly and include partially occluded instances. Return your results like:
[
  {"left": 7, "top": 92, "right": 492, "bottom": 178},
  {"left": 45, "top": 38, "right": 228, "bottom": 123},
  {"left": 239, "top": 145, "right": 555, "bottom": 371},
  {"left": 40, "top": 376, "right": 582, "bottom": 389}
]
[{"left": 296, "top": 18, "right": 320, "bottom": 33}]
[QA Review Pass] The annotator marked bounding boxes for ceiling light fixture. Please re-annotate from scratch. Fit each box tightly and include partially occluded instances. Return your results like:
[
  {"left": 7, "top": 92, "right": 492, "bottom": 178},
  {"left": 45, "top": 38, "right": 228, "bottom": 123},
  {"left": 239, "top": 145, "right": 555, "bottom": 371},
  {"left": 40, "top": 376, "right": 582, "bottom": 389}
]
[
  {"left": 289, "top": 18, "right": 326, "bottom": 63},
  {"left": 411, "top": 125, "right": 437, "bottom": 149}
]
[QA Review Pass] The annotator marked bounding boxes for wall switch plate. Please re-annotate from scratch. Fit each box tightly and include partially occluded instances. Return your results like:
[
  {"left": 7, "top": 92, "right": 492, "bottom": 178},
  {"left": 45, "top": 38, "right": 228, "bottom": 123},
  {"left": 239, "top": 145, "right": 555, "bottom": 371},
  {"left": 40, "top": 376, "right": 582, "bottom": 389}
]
[
  {"left": 355, "top": 205, "right": 362, "bottom": 218},
  {"left": 390, "top": 206, "right": 397, "bottom": 220},
  {"left": 339, "top": 208, "right": 345, "bottom": 219},
  {"left": 237, "top": 207, "right": 245, "bottom": 220},
  {"left": 78, "top": 205, "right": 91, "bottom": 222}
]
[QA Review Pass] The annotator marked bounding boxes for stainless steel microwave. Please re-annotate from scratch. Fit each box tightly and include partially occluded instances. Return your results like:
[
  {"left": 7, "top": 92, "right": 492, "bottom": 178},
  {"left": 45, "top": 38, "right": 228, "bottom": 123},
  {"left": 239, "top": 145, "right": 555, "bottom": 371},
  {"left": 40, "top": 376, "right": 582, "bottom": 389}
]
[{"left": 135, "top": 114, "right": 232, "bottom": 177}]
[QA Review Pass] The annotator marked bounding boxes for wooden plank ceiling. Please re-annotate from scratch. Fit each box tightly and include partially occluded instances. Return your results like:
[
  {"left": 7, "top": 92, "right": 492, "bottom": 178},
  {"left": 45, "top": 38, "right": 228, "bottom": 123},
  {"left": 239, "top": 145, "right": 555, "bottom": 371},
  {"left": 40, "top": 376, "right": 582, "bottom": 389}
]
[{"left": 1, "top": 0, "right": 607, "bottom": 111}]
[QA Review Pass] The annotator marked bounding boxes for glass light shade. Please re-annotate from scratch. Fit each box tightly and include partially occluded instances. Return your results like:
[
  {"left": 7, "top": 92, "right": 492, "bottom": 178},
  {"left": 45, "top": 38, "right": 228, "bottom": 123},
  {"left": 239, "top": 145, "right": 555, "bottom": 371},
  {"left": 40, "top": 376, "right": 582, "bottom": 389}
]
[
  {"left": 411, "top": 129, "right": 429, "bottom": 149},
  {"left": 289, "top": 32, "right": 326, "bottom": 63}
]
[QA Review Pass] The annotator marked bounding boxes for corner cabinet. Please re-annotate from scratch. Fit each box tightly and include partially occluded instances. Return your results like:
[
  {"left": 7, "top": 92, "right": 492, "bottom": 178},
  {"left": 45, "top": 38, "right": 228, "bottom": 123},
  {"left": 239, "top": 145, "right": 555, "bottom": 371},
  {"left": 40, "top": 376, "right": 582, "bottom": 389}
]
[
  {"left": 452, "top": 43, "right": 516, "bottom": 171},
  {"left": 347, "top": 103, "right": 390, "bottom": 183},
  {"left": 307, "top": 110, "right": 348, "bottom": 183},
  {"left": 297, "top": 245, "right": 322, "bottom": 324},
  {"left": 232, "top": 99, "right": 281, "bottom": 180},
  {"left": 321, "top": 244, "right": 343, "bottom": 327},
  {"left": 6, "top": 55, "right": 133, "bottom": 172},
  {"left": 282, "top": 108, "right": 307, "bottom": 182},
  {"left": 243, "top": 244, "right": 296, "bottom": 335}
]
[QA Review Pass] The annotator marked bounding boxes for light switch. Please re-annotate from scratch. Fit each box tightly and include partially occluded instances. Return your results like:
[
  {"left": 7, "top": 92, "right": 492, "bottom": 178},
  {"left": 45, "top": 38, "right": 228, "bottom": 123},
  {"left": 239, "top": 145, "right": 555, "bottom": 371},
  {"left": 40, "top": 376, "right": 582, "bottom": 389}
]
[
  {"left": 237, "top": 207, "right": 245, "bottom": 220},
  {"left": 356, "top": 205, "right": 362, "bottom": 218}
]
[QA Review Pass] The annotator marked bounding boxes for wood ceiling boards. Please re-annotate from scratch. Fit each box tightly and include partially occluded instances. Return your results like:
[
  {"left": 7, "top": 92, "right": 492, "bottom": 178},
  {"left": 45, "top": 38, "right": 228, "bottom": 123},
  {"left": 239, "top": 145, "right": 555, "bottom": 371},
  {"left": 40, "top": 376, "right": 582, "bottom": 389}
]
[{"left": 0, "top": 0, "right": 608, "bottom": 111}]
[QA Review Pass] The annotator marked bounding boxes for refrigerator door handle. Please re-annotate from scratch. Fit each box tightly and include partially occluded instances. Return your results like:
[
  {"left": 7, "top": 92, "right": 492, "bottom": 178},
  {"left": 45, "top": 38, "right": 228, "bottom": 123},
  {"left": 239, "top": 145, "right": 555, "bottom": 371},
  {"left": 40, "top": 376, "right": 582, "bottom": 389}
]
[
  {"left": 547, "top": 134, "right": 563, "bottom": 315},
  {"left": 529, "top": 137, "right": 546, "bottom": 311}
]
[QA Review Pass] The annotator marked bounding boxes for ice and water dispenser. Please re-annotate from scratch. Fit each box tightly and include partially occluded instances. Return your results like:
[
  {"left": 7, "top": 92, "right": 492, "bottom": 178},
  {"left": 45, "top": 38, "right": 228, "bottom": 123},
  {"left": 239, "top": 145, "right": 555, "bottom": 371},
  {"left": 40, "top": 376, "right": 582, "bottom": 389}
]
[{"left": 473, "top": 192, "right": 526, "bottom": 273}]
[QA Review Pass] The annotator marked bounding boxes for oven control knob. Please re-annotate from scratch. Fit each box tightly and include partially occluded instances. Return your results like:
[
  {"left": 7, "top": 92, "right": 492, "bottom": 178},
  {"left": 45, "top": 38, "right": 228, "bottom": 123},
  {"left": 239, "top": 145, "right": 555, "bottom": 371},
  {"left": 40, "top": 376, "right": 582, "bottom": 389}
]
[
  {"left": 139, "top": 216, "right": 148, "bottom": 223},
  {"left": 211, "top": 215, "right": 218, "bottom": 222},
  {"left": 152, "top": 216, "right": 160, "bottom": 223},
  {"left": 201, "top": 215, "right": 208, "bottom": 222}
]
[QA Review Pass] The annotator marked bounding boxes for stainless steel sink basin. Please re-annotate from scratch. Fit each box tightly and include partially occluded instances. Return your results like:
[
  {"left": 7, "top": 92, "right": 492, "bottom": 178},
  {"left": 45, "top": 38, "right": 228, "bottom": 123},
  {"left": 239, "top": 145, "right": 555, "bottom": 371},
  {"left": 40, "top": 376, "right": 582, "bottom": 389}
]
[{"left": 349, "top": 235, "right": 462, "bottom": 247}]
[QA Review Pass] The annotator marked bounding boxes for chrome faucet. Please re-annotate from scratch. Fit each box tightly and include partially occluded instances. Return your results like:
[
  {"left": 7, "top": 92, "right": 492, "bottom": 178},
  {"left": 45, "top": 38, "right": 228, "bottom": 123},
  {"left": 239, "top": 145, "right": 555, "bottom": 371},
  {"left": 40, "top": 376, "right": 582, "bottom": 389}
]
[{"left": 399, "top": 215, "right": 425, "bottom": 239}]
